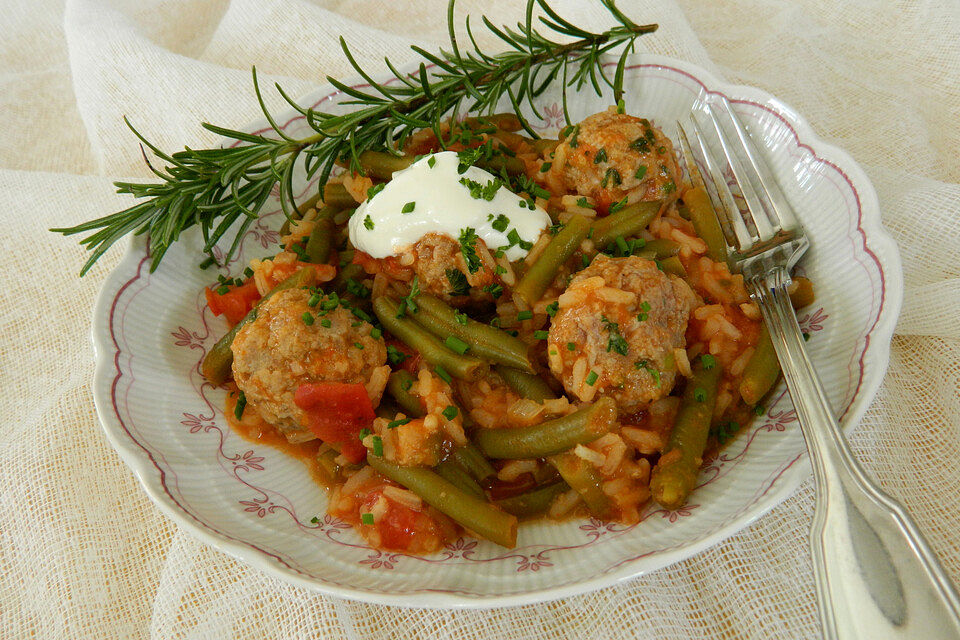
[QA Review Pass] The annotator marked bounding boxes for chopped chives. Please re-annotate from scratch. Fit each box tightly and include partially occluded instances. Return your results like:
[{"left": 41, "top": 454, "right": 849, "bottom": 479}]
[
  {"left": 615, "top": 236, "right": 630, "bottom": 254},
  {"left": 434, "top": 365, "right": 452, "bottom": 384},
  {"left": 370, "top": 327, "right": 382, "bottom": 340},
  {"left": 199, "top": 256, "right": 216, "bottom": 270},
  {"left": 594, "top": 148, "right": 608, "bottom": 164},
  {"left": 534, "top": 330, "right": 549, "bottom": 340},
  {"left": 307, "top": 292, "right": 321, "bottom": 307},
  {"left": 243, "top": 267, "right": 254, "bottom": 279},
  {"left": 754, "top": 405, "right": 765, "bottom": 416},
  {"left": 427, "top": 155, "right": 436, "bottom": 168},
  {"left": 567, "top": 342, "right": 576, "bottom": 351},
  {"left": 694, "top": 387, "right": 707, "bottom": 402},
  {"left": 359, "top": 428, "right": 371, "bottom": 441},
  {"left": 540, "top": 161, "right": 552, "bottom": 172},
  {"left": 234, "top": 391, "right": 246, "bottom": 420},
  {"left": 360, "top": 512, "right": 375, "bottom": 525},
  {"left": 216, "top": 285, "right": 230, "bottom": 295},
  {"left": 445, "top": 336, "right": 470, "bottom": 355},
  {"left": 401, "top": 201, "right": 416, "bottom": 214},
  {"left": 585, "top": 370, "right": 599, "bottom": 386},
  {"left": 701, "top": 354, "right": 716, "bottom": 370},
  {"left": 387, "top": 417, "right": 411, "bottom": 429},
  {"left": 546, "top": 301, "right": 559, "bottom": 317},
  {"left": 491, "top": 214, "right": 510, "bottom": 232},
  {"left": 320, "top": 318, "right": 332, "bottom": 328},
  {"left": 371, "top": 435, "right": 383, "bottom": 457},
  {"left": 354, "top": 342, "right": 364, "bottom": 350},
  {"left": 441, "top": 406, "right": 459, "bottom": 420},
  {"left": 301, "top": 312, "right": 315, "bottom": 326},
  {"left": 640, "top": 301, "right": 651, "bottom": 312},
  {"left": 517, "top": 310, "right": 533, "bottom": 321},
  {"left": 454, "top": 311, "right": 469, "bottom": 326},
  {"left": 634, "top": 165, "right": 647, "bottom": 180}
]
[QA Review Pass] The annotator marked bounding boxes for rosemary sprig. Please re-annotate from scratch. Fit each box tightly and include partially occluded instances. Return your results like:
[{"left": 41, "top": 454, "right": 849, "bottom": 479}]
[{"left": 52, "top": 0, "right": 656, "bottom": 275}]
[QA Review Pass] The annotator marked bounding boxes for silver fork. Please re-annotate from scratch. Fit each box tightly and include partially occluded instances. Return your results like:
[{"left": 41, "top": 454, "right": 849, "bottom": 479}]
[{"left": 677, "top": 96, "right": 960, "bottom": 639}]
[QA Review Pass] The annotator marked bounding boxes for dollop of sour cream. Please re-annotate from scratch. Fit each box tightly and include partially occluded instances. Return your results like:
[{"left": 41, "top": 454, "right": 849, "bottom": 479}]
[{"left": 348, "top": 151, "right": 551, "bottom": 262}]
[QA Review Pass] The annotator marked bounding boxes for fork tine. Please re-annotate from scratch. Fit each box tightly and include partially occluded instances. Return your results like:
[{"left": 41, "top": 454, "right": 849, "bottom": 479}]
[
  {"left": 676, "top": 121, "right": 740, "bottom": 252},
  {"left": 687, "top": 116, "right": 754, "bottom": 252},
  {"left": 716, "top": 95, "right": 799, "bottom": 233},
  {"left": 701, "top": 102, "right": 778, "bottom": 242}
]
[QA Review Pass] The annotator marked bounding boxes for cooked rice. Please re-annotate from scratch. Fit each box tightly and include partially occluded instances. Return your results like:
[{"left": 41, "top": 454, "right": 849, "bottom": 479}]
[{"left": 383, "top": 486, "right": 423, "bottom": 510}]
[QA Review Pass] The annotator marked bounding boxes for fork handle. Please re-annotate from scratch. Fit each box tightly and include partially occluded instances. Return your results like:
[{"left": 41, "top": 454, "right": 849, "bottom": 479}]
[{"left": 750, "top": 267, "right": 960, "bottom": 639}]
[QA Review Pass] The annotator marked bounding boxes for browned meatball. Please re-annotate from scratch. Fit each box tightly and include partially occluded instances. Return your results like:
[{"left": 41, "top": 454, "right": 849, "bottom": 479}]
[
  {"left": 231, "top": 288, "right": 387, "bottom": 442},
  {"left": 358, "top": 232, "right": 505, "bottom": 307},
  {"left": 547, "top": 255, "right": 697, "bottom": 413},
  {"left": 545, "top": 108, "right": 681, "bottom": 211}
]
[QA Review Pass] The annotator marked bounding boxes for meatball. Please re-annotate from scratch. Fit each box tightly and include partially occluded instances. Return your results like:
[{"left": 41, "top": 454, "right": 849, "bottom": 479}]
[
  {"left": 358, "top": 232, "right": 504, "bottom": 307},
  {"left": 547, "top": 255, "right": 697, "bottom": 412},
  {"left": 231, "top": 288, "right": 387, "bottom": 442},
  {"left": 545, "top": 108, "right": 681, "bottom": 210}
]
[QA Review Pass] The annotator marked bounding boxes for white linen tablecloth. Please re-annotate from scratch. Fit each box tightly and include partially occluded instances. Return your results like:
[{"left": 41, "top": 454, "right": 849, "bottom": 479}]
[{"left": 1, "top": 0, "right": 958, "bottom": 637}]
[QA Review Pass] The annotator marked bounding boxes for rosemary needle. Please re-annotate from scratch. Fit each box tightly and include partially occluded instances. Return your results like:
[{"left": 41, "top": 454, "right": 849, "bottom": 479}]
[{"left": 52, "top": 0, "right": 656, "bottom": 276}]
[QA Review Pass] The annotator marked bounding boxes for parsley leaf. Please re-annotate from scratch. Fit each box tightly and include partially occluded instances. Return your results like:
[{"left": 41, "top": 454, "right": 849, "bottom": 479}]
[
  {"left": 458, "top": 228, "right": 482, "bottom": 274},
  {"left": 445, "top": 268, "right": 470, "bottom": 296},
  {"left": 601, "top": 315, "right": 629, "bottom": 356}
]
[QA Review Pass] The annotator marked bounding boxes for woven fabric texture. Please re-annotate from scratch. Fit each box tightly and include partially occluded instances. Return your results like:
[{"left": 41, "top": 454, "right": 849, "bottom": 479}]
[{"left": 1, "top": 0, "right": 957, "bottom": 638}]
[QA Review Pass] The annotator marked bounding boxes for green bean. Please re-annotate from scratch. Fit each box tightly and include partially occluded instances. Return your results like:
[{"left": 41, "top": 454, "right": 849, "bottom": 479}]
[
  {"left": 331, "top": 262, "right": 365, "bottom": 295},
  {"left": 475, "top": 154, "right": 526, "bottom": 176},
  {"left": 494, "top": 482, "right": 568, "bottom": 518},
  {"left": 201, "top": 266, "right": 317, "bottom": 385},
  {"left": 450, "top": 443, "right": 496, "bottom": 482},
  {"left": 356, "top": 151, "right": 416, "bottom": 180},
  {"left": 684, "top": 185, "right": 728, "bottom": 262},
  {"left": 322, "top": 182, "right": 358, "bottom": 208},
  {"left": 658, "top": 256, "right": 686, "bottom": 277},
  {"left": 530, "top": 138, "right": 559, "bottom": 156},
  {"left": 547, "top": 452, "right": 612, "bottom": 518},
  {"left": 475, "top": 397, "right": 617, "bottom": 459},
  {"left": 279, "top": 191, "right": 322, "bottom": 236},
  {"left": 495, "top": 365, "right": 556, "bottom": 403},
  {"left": 463, "top": 113, "right": 523, "bottom": 132},
  {"left": 411, "top": 295, "right": 535, "bottom": 373},
  {"left": 304, "top": 206, "right": 337, "bottom": 263},
  {"left": 434, "top": 459, "right": 486, "bottom": 500},
  {"left": 638, "top": 238, "right": 680, "bottom": 258},
  {"left": 386, "top": 370, "right": 426, "bottom": 417},
  {"left": 374, "top": 297, "right": 489, "bottom": 381},
  {"left": 590, "top": 201, "right": 660, "bottom": 248},
  {"left": 315, "top": 448, "right": 342, "bottom": 487},
  {"left": 739, "top": 326, "right": 780, "bottom": 406},
  {"left": 513, "top": 214, "right": 591, "bottom": 306},
  {"left": 788, "top": 276, "right": 815, "bottom": 309},
  {"left": 366, "top": 454, "right": 517, "bottom": 548},
  {"left": 650, "top": 359, "right": 722, "bottom": 510}
]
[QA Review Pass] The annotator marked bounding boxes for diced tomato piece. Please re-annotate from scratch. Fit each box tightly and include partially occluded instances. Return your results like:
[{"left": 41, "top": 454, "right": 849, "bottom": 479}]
[
  {"left": 205, "top": 280, "right": 261, "bottom": 325},
  {"left": 359, "top": 491, "right": 430, "bottom": 552},
  {"left": 294, "top": 382, "right": 375, "bottom": 463},
  {"left": 378, "top": 502, "right": 420, "bottom": 550},
  {"left": 484, "top": 472, "right": 537, "bottom": 501}
]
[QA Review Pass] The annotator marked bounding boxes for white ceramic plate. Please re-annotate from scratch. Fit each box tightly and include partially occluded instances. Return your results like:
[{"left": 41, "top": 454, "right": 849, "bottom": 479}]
[{"left": 91, "top": 54, "right": 902, "bottom": 607}]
